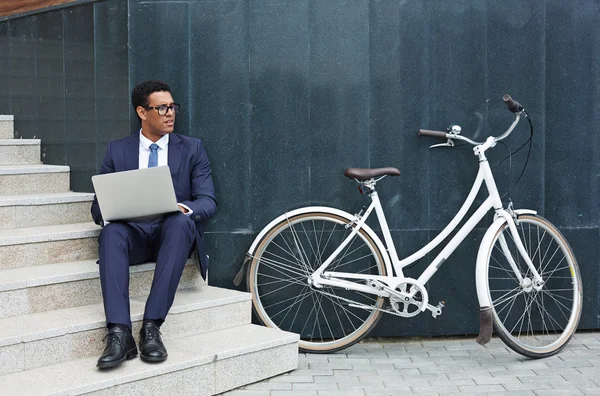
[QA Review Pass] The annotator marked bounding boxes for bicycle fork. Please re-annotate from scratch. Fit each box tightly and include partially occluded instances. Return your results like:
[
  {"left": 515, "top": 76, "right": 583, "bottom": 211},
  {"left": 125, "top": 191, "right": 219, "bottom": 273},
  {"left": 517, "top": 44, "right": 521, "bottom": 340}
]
[{"left": 475, "top": 208, "right": 540, "bottom": 345}]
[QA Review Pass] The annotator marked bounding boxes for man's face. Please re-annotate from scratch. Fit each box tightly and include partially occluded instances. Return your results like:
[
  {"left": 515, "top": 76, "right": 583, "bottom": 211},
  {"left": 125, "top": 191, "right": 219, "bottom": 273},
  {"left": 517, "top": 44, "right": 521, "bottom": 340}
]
[{"left": 138, "top": 91, "right": 176, "bottom": 137}]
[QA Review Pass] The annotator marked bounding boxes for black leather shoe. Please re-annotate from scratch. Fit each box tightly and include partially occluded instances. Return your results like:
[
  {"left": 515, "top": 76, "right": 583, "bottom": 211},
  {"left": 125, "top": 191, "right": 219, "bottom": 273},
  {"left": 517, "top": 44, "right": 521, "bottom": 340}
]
[
  {"left": 97, "top": 327, "right": 137, "bottom": 369},
  {"left": 139, "top": 322, "right": 168, "bottom": 362}
]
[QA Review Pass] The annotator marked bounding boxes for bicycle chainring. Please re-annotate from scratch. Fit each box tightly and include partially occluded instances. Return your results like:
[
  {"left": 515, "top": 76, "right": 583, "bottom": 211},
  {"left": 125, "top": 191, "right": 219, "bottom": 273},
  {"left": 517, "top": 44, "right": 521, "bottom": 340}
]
[{"left": 389, "top": 281, "right": 426, "bottom": 318}]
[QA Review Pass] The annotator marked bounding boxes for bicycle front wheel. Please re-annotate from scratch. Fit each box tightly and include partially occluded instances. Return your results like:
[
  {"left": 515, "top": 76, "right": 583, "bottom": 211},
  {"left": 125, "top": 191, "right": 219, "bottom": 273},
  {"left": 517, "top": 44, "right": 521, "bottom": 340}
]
[
  {"left": 486, "top": 214, "right": 582, "bottom": 358},
  {"left": 247, "top": 211, "right": 387, "bottom": 353}
]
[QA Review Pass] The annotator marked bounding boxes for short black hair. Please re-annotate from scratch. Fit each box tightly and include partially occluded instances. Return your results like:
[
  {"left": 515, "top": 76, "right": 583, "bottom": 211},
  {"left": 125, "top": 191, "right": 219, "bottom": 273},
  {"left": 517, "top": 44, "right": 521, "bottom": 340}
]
[{"left": 131, "top": 80, "right": 171, "bottom": 121}]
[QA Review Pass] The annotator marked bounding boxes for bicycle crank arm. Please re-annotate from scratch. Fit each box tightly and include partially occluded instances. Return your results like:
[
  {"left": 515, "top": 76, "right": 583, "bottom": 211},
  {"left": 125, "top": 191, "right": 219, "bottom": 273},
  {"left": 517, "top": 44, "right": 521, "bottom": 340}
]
[{"left": 426, "top": 301, "right": 445, "bottom": 318}]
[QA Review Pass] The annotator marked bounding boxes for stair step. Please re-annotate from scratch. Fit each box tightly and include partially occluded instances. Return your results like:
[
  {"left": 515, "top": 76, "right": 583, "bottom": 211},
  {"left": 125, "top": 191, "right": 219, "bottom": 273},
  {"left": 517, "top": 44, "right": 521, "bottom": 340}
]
[
  {"left": 0, "top": 165, "right": 70, "bottom": 195},
  {"left": 0, "top": 139, "right": 41, "bottom": 165},
  {"left": 0, "top": 223, "right": 100, "bottom": 269},
  {"left": 0, "top": 115, "right": 13, "bottom": 139},
  {"left": 0, "top": 192, "right": 94, "bottom": 230},
  {"left": 0, "top": 324, "right": 298, "bottom": 395},
  {"left": 0, "top": 286, "right": 258, "bottom": 375},
  {"left": 0, "top": 259, "right": 202, "bottom": 318}
]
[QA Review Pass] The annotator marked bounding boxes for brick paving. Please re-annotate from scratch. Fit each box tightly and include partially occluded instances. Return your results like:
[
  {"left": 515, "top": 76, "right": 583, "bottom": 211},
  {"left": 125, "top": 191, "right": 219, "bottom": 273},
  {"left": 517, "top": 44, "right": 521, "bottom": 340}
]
[{"left": 223, "top": 331, "right": 600, "bottom": 396}]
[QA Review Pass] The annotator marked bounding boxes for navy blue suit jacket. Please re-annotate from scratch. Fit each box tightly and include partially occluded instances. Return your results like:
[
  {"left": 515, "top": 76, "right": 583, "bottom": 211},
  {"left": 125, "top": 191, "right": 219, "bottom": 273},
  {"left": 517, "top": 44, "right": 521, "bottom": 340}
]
[{"left": 91, "top": 133, "right": 217, "bottom": 279}]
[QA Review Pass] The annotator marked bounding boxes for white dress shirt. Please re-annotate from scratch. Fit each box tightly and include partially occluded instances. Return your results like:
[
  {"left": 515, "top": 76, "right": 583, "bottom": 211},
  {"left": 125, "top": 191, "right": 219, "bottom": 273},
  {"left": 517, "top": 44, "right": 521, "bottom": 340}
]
[{"left": 138, "top": 130, "right": 193, "bottom": 216}]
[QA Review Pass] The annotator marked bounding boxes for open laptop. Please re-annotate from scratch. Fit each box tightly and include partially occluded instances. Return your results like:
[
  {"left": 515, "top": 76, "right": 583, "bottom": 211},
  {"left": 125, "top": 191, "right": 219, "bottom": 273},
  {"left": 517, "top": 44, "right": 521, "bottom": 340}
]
[{"left": 91, "top": 166, "right": 179, "bottom": 221}]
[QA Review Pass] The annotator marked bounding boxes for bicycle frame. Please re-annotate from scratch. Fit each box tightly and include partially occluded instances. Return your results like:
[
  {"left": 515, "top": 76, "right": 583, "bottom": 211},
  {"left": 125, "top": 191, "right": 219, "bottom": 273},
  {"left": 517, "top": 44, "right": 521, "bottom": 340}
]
[{"left": 310, "top": 143, "right": 543, "bottom": 305}]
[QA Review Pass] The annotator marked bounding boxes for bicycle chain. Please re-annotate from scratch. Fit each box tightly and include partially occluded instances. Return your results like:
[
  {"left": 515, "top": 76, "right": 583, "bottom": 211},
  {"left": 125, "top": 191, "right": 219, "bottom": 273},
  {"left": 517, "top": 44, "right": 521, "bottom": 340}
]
[{"left": 311, "top": 287, "right": 413, "bottom": 318}]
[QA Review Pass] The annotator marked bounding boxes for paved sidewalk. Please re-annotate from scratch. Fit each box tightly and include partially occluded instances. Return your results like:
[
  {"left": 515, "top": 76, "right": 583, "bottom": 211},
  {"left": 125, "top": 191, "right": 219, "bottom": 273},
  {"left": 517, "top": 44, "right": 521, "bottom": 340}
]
[{"left": 223, "top": 332, "right": 600, "bottom": 396}]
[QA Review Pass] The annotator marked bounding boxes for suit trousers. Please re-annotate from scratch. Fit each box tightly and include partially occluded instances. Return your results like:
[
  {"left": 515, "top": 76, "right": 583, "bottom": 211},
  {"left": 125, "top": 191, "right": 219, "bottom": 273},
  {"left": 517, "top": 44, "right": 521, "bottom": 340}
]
[{"left": 98, "top": 212, "right": 196, "bottom": 329}]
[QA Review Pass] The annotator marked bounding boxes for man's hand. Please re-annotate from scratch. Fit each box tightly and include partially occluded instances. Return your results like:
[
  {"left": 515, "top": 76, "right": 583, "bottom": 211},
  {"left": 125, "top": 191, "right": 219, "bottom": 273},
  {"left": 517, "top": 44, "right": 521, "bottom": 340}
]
[{"left": 178, "top": 204, "right": 189, "bottom": 214}]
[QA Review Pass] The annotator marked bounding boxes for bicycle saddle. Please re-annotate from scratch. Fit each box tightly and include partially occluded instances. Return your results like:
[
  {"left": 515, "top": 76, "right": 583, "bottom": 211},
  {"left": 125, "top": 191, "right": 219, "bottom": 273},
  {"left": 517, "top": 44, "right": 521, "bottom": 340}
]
[{"left": 344, "top": 167, "right": 400, "bottom": 180}]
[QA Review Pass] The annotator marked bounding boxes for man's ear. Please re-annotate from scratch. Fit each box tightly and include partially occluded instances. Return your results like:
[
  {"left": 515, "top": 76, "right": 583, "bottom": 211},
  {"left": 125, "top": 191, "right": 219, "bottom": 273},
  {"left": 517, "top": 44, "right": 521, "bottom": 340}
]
[{"left": 136, "top": 106, "right": 147, "bottom": 121}]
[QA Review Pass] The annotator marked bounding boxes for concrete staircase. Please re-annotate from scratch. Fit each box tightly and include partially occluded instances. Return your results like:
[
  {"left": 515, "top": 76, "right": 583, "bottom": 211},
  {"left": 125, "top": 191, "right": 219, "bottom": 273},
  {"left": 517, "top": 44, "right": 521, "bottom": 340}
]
[{"left": 0, "top": 115, "right": 299, "bottom": 395}]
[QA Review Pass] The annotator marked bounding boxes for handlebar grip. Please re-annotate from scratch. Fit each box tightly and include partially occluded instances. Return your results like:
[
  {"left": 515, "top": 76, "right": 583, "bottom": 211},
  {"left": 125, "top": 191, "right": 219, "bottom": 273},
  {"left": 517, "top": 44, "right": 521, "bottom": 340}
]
[
  {"left": 503, "top": 94, "right": 523, "bottom": 113},
  {"left": 418, "top": 129, "right": 447, "bottom": 138}
]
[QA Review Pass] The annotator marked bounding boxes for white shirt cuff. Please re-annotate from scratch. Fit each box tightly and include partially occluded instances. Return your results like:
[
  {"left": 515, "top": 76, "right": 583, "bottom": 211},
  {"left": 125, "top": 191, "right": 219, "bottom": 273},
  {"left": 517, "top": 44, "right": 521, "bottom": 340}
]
[{"left": 178, "top": 203, "right": 194, "bottom": 216}]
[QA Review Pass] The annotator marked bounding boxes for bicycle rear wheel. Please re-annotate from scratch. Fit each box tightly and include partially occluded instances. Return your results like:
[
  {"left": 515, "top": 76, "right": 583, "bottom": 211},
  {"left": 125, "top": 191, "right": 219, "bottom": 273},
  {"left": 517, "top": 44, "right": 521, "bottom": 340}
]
[
  {"left": 486, "top": 214, "right": 582, "bottom": 358},
  {"left": 247, "top": 211, "right": 387, "bottom": 353}
]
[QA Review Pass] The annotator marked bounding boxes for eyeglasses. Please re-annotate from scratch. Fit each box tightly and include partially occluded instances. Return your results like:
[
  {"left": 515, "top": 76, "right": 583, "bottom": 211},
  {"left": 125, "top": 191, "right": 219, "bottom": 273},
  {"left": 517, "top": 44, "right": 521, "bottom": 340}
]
[{"left": 143, "top": 103, "right": 181, "bottom": 116}]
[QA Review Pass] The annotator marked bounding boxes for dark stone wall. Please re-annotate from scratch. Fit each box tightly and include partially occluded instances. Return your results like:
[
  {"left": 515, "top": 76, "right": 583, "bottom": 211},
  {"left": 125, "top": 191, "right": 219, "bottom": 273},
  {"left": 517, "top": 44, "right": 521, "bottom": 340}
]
[
  {"left": 0, "top": 0, "right": 129, "bottom": 192},
  {"left": 0, "top": 0, "right": 598, "bottom": 336}
]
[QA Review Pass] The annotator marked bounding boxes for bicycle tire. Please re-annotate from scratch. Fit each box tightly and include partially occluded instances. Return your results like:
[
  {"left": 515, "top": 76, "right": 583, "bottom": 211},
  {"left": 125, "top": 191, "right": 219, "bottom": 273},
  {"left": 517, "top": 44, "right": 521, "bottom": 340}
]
[
  {"left": 485, "top": 214, "right": 582, "bottom": 358},
  {"left": 247, "top": 211, "right": 387, "bottom": 353}
]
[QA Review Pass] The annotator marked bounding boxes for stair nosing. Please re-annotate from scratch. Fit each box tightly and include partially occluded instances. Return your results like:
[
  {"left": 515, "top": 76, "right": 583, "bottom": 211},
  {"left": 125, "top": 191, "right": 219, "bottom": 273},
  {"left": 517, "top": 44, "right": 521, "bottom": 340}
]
[
  {"left": 0, "top": 164, "right": 70, "bottom": 175},
  {"left": 0, "top": 222, "right": 101, "bottom": 246},
  {"left": 0, "top": 192, "right": 95, "bottom": 207},
  {"left": 0, "top": 139, "right": 40, "bottom": 146}
]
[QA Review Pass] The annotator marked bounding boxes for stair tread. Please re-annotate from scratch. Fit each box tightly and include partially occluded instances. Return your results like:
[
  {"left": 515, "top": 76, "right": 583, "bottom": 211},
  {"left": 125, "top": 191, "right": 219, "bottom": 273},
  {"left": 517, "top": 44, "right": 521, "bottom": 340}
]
[
  {"left": 0, "top": 192, "right": 94, "bottom": 206},
  {"left": 0, "top": 139, "right": 40, "bottom": 145},
  {"left": 0, "top": 222, "right": 100, "bottom": 246},
  {"left": 0, "top": 323, "right": 298, "bottom": 396},
  {"left": 0, "top": 164, "right": 70, "bottom": 175},
  {"left": 0, "top": 258, "right": 197, "bottom": 292},
  {"left": 0, "top": 286, "right": 251, "bottom": 346}
]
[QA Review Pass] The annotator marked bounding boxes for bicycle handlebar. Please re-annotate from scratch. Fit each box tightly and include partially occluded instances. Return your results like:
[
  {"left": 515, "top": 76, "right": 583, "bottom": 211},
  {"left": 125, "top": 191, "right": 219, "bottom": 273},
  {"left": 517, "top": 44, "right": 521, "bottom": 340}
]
[
  {"left": 503, "top": 94, "right": 523, "bottom": 113},
  {"left": 418, "top": 129, "right": 447, "bottom": 138},
  {"left": 418, "top": 94, "right": 524, "bottom": 146}
]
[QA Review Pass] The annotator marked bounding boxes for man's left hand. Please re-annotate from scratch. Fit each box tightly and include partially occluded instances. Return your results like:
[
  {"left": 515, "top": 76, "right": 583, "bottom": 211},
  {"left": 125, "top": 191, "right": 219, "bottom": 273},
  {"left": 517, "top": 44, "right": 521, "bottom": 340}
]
[{"left": 178, "top": 204, "right": 189, "bottom": 214}]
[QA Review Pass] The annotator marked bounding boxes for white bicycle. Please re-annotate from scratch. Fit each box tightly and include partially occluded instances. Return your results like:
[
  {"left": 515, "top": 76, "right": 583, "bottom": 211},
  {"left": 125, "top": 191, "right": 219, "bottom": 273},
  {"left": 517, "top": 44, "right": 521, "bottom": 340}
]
[{"left": 235, "top": 95, "right": 583, "bottom": 358}]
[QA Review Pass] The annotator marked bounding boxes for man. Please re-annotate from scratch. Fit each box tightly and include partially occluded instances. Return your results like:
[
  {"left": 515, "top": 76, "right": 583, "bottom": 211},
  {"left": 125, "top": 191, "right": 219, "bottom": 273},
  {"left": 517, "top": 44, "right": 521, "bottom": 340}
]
[{"left": 91, "top": 80, "right": 217, "bottom": 369}]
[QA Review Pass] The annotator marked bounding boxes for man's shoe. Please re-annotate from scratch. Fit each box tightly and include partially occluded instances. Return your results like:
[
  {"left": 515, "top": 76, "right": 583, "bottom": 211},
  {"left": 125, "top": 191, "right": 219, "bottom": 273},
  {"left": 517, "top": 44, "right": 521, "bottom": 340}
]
[
  {"left": 97, "top": 326, "right": 137, "bottom": 369},
  {"left": 139, "top": 322, "right": 168, "bottom": 362}
]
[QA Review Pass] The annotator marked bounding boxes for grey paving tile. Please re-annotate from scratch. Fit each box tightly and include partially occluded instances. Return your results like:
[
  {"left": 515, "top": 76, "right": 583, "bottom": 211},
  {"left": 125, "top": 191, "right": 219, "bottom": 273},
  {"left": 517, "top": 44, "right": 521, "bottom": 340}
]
[
  {"left": 577, "top": 367, "right": 600, "bottom": 374},
  {"left": 491, "top": 369, "right": 537, "bottom": 377},
  {"left": 292, "top": 383, "right": 338, "bottom": 391},
  {"left": 364, "top": 388, "right": 411, "bottom": 396},
  {"left": 579, "top": 387, "right": 600, "bottom": 395},
  {"left": 472, "top": 375, "right": 521, "bottom": 385},
  {"left": 308, "top": 363, "right": 353, "bottom": 370},
  {"left": 332, "top": 369, "right": 369, "bottom": 377},
  {"left": 459, "top": 384, "right": 506, "bottom": 392},
  {"left": 445, "top": 372, "right": 493, "bottom": 380},
  {"left": 376, "top": 368, "right": 418, "bottom": 376},
  {"left": 532, "top": 390, "right": 584, "bottom": 396},
  {"left": 337, "top": 380, "right": 385, "bottom": 390},
  {"left": 351, "top": 363, "right": 397, "bottom": 370},
  {"left": 533, "top": 368, "right": 581, "bottom": 376},
  {"left": 411, "top": 384, "right": 459, "bottom": 393},
  {"left": 427, "top": 379, "right": 476, "bottom": 387},
  {"left": 289, "top": 369, "right": 333, "bottom": 377},
  {"left": 401, "top": 373, "right": 450, "bottom": 381},
  {"left": 317, "top": 391, "right": 365, "bottom": 396},
  {"left": 271, "top": 392, "right": 317, "bottom": 396},
  {"left": 418, "top": 365, "right": 468, "bottom": 374},
  {"left": 504, "top": 382, "right": 553, "bottom": 391},
  {"left": 245, "top": 382, "right": 293, "bottom": 390},
  {"left": 269, "top": 376, "right": 315, "bottom": 383}
]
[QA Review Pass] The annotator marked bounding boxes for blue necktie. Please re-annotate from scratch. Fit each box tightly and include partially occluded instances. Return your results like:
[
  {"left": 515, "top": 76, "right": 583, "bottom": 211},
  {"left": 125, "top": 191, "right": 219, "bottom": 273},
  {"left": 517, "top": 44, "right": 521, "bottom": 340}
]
[{"left": 148, "top": 143, "right": 159, "bottom": 168}]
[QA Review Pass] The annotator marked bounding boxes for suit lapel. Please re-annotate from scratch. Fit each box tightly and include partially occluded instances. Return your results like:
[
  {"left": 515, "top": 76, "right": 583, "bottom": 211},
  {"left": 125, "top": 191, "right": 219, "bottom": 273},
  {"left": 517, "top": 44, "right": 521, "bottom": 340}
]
[
  {"left": 168, "top": 133, "right": 182, "bottom": 178},
  {"left": 124, "top": 134, "right": 139, "bottom": 171}
]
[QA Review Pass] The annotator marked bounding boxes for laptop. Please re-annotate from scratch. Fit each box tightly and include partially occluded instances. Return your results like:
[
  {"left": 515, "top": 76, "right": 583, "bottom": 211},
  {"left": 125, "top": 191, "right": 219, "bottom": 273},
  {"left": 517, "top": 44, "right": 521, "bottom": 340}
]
[{"left": 91, "top": 166, "right": 179, "bottom": 221}]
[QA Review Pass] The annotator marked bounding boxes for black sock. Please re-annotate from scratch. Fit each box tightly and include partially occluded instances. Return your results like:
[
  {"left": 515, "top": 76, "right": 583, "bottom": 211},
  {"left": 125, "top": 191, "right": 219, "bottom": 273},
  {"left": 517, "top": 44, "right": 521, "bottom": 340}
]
[
  {"left": 143, "top": 318, "right": 164, "bottom": 328},
  {"left": 107, "top": 323, "right": 131, "bottom": 333}
]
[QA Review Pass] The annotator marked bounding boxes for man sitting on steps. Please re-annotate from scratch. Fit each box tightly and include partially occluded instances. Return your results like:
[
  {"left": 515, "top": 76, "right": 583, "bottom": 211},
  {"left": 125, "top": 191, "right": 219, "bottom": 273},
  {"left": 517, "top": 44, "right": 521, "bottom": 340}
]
[{"left": 91, "top": 80, "right": 217, "bottom": 369}]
